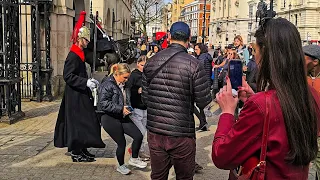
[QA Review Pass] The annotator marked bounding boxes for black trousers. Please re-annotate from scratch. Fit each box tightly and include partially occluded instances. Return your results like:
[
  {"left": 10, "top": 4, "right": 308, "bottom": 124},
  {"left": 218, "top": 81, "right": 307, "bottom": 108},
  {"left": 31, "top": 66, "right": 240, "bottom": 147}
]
[
  {"left": 193, "top": 106, "right": 207, "bottom": 127},
  {"left": 101, "top": 114, "right": 143, "bottom": 166}
]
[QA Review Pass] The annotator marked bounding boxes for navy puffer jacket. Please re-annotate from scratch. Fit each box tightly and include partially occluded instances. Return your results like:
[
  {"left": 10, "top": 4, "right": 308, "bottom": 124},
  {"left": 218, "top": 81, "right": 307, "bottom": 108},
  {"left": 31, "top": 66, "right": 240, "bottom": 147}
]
[
  {"left": 142, "top": 43, "right": 211, "bottom": 138},
  {"left": 198, "top": 52, "right": 213, "bottom": 86},
  {"left": 97, "top": 76, "right": 124, "bottom": 119}
]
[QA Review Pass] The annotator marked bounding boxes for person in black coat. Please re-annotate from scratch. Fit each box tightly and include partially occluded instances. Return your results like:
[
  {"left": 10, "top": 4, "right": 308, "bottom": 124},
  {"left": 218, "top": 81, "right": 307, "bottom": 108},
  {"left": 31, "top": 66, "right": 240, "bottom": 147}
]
[
  {"left": 98, "top": 63, "right": 147, "bottom": 175},
  {"left": 195, "top": 43, "right": 213, "bottom": 87},
  {"left": 142, "top": 22, "right": 211, "bottom": 179},
  {"left": 54, "top": 12, "right": 105, "bottom": 163},
  {"left": 125, "top": 56, "right": 149, "bottom": 158},
  {"left": 194, "top": 43, "right": 213, "bottom": 131}
]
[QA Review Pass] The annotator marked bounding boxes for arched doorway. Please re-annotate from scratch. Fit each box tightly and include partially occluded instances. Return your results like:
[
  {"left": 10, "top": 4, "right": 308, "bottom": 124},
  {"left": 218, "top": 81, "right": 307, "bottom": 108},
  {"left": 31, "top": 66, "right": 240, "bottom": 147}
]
[
  {"left": 73, "top": 0, "right": 85, "bottom": 27},
  {"left": 106, "top": 8, "right": 111, "bottom": 33}
]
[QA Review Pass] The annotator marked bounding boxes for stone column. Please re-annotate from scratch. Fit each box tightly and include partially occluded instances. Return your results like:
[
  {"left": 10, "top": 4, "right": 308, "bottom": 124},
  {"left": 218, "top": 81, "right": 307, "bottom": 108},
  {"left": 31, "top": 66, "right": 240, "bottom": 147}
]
[{"left": 51, "top": 0, "right": 75, "bottom": 97}]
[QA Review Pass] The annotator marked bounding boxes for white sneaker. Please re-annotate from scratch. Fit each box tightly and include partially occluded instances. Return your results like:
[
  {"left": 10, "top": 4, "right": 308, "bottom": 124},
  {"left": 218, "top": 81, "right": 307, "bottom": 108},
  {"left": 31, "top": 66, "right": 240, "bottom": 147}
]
[
  {"left": 117, "top": 164, "right": 131, "bottom": 175},
  {"left": 129, "top": 157, "right": 147, "bottom": 168}
]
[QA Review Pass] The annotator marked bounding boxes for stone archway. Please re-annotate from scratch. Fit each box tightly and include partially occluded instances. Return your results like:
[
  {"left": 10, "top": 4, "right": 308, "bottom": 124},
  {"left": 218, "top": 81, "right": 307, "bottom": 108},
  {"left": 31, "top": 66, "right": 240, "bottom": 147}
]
[
  {"left": 125, "top": 20, "right": 128, "bottom": 34},
  {"left": 106, "top": 8, "right": 111, "bottom": 33},
  {"left": 73, "top": 0, "right": 85, "bottom": 24},
  {"left": 122, "top": 19, "right": 125, "bottom": 34}
]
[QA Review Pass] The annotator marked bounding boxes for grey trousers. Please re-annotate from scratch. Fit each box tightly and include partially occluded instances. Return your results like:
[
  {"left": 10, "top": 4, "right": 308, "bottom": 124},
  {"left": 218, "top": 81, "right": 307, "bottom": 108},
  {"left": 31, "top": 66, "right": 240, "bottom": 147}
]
[
  {"left": 130, "top": 109, "right": 147, "bottom": 136},
  {"left": 130, "top": 108, "right": 149, "bottom": 154}
]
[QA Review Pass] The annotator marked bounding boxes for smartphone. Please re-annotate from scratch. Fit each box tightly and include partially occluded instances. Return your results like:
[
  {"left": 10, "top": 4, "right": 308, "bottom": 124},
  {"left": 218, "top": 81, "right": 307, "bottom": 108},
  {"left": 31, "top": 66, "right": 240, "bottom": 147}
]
[
  {"left": 228, "top": 59, "right": 243, "bottom": 91},
  {"left": 126, "top": 106, "right": 134, "bottom": 112}
]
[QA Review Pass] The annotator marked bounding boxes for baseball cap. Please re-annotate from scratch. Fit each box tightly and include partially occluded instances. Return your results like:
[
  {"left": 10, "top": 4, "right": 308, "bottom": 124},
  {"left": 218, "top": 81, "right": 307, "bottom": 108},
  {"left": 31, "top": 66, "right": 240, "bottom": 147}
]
[
  {"left": 170, "top": 21, "right": 191, "bottom": 37},
  {"left": 303, "top": 45, "right": 320, "bottom": 60}
]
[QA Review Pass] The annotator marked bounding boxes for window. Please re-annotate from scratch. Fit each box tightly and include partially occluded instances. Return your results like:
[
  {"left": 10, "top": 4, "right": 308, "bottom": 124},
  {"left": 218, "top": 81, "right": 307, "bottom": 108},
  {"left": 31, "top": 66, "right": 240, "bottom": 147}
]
[{"left": 295, "top": 14, "right": 298, "bottom": 26}]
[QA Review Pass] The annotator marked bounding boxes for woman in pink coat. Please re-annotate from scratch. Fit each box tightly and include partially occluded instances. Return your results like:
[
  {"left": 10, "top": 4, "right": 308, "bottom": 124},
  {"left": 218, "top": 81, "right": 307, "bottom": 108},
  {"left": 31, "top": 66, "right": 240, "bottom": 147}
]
[{"left": 212, "top": 18, "right": 320, "bottom": 179}]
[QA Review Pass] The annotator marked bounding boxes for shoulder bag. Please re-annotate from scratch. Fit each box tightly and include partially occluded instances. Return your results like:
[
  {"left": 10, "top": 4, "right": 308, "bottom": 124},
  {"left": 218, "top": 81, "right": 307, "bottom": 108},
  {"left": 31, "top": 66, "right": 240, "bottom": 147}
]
[{"left": 231, "top": 92, "right": 271, "bottom": 180}]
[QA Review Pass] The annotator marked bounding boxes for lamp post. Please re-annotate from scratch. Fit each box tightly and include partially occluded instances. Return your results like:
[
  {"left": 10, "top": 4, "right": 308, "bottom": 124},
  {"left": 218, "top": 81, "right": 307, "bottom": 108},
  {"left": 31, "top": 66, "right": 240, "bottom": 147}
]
[
  {"left": 202, "top": 0, "right": 207, "bottom": 43},
  {"left": 289, "top": 3, "right": 292, "bottom": 22},
  {"left": 147, "top": 12, "right": 150, "bottom": 41},
  {"left": 156, "top": 1, "right": 159, "bottom": 32},
  {"left": 249, "top": 11, "right": 253, "bottom": 42}
]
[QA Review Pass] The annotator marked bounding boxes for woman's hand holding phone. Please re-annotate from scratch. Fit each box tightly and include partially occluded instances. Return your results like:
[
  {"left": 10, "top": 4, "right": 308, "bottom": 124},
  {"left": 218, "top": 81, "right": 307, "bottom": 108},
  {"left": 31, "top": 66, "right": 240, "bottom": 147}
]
[
  {"left": 123, "top": 106, "right": 131, "bottom": 116},
  {"left": 238, "top": 76, "right": 255, "bottom": 103},
  {"left": 216, "top": 76, "right": 239, "bottom": 116}
]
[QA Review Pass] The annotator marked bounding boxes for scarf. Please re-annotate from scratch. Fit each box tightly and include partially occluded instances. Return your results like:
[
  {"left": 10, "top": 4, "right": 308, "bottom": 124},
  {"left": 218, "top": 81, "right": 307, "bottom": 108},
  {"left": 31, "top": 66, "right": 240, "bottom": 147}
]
[{"left": 70, "top": 44, "right": 85, "bottom": 62}]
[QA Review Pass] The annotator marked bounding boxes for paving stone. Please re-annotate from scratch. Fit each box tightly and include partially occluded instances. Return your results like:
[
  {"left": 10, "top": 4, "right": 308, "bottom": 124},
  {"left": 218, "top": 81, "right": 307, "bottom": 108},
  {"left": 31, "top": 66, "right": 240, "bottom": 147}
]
[{"left": 0, "top": 100, "right": 231, "bottom": 179}]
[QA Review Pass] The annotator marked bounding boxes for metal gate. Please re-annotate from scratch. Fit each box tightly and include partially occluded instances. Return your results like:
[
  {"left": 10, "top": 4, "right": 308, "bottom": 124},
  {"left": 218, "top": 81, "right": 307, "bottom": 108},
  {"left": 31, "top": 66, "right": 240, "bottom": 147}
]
[
  {"left": 0, "top": 0, "right": 24, "bottom": 123},
  {"left": 19, "top": 0, "right": 52, "bottom": 102}
]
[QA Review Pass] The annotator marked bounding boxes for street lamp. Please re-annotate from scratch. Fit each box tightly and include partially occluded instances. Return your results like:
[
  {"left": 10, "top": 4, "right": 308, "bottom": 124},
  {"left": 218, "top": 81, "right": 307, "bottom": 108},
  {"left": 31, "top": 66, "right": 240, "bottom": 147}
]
[
  {"left": 145, "top": 0, "right": 148, "bottom": 40},
  {"left": 156, "top": 1, "right": 159, "bottom": 32},
  {"left": 147, "top": 12, "right": 150, "bottom": 41},
  {"left": 202, "top": 0, "right": 207, "bottom": 43},
  {"left": 289, "top": 3, "right": 292, "bottom": 22}
]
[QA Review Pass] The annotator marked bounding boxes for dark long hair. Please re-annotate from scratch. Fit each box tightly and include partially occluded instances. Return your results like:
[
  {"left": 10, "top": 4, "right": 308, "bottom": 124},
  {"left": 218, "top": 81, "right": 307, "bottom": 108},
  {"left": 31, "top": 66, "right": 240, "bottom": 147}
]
[
  {"left": 255, "top": 18, "right": 318, "bottom": 166},
  {"left": 195, "top": 43, "right": 208, "bottom": 54}
]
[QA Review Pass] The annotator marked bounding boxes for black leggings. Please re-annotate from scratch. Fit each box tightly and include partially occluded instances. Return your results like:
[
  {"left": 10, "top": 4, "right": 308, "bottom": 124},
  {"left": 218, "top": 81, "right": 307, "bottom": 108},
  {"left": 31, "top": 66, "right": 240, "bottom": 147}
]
[
  {"left": 101, "top": 114, "right": 143, "bottom": 166},
  {"left": 194, "top": 106, "right": 207, "bottom": 126}
]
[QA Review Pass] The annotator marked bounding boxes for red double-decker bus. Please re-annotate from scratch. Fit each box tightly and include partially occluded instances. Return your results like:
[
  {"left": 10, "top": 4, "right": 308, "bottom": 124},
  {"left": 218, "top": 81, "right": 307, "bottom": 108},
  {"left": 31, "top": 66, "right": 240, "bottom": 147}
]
[{"left": 155, "top": 31, "right": 169, "bottom": 49}]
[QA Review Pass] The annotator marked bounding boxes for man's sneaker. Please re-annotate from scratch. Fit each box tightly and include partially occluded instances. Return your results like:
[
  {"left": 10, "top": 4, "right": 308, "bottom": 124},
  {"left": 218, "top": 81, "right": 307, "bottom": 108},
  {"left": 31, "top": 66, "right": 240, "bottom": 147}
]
[
  {"left": 129, "top": 157, "right": 147, "bottom": 168},
  {"left": 139, "top": 152, "right": 150, "bottom": 161},
  {"left": 117, "top": 164, "right": 131, "bottom": 175}
]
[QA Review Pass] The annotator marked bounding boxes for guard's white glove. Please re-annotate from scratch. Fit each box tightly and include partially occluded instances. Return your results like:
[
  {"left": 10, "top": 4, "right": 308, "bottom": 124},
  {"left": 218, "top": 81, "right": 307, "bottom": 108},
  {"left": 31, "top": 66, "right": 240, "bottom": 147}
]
[
  {"left": 90, "top": 78, "right": 100, "bottom": 86},
  {"left": 86, "top": 78, "right": 99, "bottom": 91}
]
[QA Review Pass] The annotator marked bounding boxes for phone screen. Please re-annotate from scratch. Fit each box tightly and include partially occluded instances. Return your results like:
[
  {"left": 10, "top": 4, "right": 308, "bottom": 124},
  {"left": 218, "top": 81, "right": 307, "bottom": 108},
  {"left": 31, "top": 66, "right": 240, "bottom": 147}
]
[{"left": 228, "top": 60, "right": 243, "bottom": 90}]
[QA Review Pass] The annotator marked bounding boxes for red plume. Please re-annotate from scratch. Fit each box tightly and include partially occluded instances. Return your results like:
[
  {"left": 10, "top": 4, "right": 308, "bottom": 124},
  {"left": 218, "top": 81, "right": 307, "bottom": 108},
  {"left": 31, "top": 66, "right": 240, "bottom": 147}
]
[{"left": 71, "top": 11, "right": 87, "bottom": 44}]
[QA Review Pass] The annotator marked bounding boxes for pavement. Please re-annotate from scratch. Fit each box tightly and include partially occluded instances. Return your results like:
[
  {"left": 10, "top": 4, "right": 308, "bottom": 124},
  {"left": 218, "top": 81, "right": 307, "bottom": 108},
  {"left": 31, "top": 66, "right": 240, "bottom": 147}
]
[
  {"left": 0, "top": 100, "right": 230, "bottom": 180},
  {"left": 0, "top": 98, "right": 317, "bottom": 180}
]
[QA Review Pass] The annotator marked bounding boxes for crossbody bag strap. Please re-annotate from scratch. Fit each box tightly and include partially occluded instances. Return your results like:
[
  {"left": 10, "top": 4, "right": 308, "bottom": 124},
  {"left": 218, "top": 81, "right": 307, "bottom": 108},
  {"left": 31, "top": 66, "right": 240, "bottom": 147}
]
[
  {"left": 259, "top": 92, "right": 271, "bottom": 162},
  {"left": 147, "top": 50, "right": 184, "bottom": 85}
]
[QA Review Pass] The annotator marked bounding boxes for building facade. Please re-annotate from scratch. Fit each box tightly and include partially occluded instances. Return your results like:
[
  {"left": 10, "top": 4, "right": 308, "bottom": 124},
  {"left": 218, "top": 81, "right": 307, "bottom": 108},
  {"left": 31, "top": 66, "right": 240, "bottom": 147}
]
[
  {"left": 92, "top": 0, "right": 132, "bottom": 40},
  {"left": 161, "top": 3, "right": 172, "bottom": 32},
  {"left": 209, "top": 0, "right": 257, "bottom": 48},
  {"left": 171, "top": 0, "right": 195, "bottom": 25},
  {"left": 274, "top": 0, "right": 320, "bottom": 45},
  {"left": 34, "top": 0, "right": 131, "bottom": 98},
  {"left": 210, "top": 0, "right": 320, "bottom": 48},
  {"left": 180, "top": 0, "right": 211, "bottom": 43}
]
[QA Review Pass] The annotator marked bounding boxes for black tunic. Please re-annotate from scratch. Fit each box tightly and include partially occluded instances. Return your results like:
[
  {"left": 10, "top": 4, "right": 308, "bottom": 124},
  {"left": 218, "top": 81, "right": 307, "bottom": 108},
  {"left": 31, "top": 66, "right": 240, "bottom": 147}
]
[{"left": 54, "top": 51, "right": 105, "bottom": 151}]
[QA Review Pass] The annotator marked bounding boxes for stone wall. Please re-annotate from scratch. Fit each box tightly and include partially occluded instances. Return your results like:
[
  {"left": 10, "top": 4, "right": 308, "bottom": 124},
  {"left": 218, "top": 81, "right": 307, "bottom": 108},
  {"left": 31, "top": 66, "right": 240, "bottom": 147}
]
[
  {"left": 50, "top": 0, "right": 91, "bottom": 97},
  {"left": 92, "top": 0, "right": 132, "bottom": 40}
]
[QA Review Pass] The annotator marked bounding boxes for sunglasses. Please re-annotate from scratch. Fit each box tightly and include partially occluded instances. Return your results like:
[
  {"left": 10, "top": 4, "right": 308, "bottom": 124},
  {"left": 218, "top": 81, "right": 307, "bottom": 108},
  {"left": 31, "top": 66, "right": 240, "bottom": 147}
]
[{"left": 84, "top": 38, "right": 90, "bottom": 43}]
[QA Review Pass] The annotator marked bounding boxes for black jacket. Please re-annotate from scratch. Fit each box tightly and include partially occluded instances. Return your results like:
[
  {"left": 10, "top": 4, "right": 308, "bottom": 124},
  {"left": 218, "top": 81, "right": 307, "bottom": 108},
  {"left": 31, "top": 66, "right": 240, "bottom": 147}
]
[
  {"left": 198, "top": 52, "right": 213, "bottom": 86},
  {"left": 97, "top": 75, "right": 124, "bottom": 119},
  {"left": 246, "top": 58, "right": 258, "bottom": 92},
  {"left": 125, "top": 69, "right": 147, "bottom": 110},
  {"left": 142, "top": 43, "right": 212, "bottom": 138}
]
